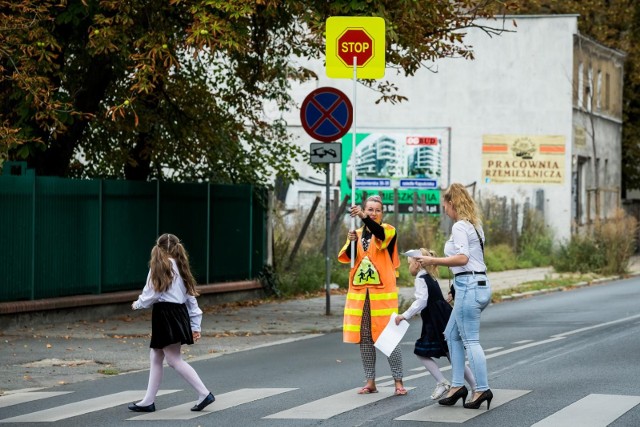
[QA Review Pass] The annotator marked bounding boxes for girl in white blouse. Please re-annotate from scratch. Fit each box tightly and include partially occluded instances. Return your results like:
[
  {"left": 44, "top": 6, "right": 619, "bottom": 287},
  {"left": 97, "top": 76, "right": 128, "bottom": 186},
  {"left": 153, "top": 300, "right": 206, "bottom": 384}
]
[{"left": 128, "top": 233, "right": 214, "bottom": 413}]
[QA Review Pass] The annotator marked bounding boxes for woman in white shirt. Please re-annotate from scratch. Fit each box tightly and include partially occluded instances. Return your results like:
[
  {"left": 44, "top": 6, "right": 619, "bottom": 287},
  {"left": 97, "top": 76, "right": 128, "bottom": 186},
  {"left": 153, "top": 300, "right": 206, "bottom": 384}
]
[
  {"left": 395, "top": 248, "right": 476, "bottom": 400},
  {"left": 128, "top": 233, "right": 214, "bottom": 413},
  {"left": 416, "top": 183, "right": 493, "bottom": 410}
]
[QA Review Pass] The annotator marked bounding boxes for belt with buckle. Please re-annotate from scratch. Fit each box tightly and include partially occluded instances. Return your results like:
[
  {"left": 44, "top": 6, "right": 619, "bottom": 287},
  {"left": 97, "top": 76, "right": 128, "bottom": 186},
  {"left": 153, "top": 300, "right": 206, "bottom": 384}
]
[{"left": 454, "top": 271, "right": 486, "bottom": 277}]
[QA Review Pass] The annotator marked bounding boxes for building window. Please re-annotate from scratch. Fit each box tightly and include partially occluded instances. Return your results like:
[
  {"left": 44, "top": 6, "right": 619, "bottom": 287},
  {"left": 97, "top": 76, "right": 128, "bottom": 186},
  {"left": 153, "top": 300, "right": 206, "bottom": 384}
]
[
  {"left": 586, "top": 67, "right": 593, "bottom": 111},
  {"left": 605, "top": 72, "right": 610, "bottom": 110},
  {"left": 574, "top": 156, "right": 588, "bottom": 225},
  {"left": 578, "top": 62, "right": 584, "bottom": 107},
  {"left": 596, "top": 70, "right": 602, "bottom": 110}
]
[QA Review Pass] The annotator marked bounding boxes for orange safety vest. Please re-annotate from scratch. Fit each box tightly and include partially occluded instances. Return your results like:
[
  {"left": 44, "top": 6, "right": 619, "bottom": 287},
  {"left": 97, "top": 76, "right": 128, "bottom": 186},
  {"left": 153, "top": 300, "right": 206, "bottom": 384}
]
[{"left": 338, "top": 223, "right": 400, "bottom": 343}]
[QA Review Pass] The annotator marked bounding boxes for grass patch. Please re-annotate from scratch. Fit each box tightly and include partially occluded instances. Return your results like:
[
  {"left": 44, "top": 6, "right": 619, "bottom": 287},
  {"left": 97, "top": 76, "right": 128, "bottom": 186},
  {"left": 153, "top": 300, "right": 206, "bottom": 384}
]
[
  {"left": 491, "top": 273, "right": 598, "bottom": 302},
  {"left": 97, "top": 368, "right": 119, "bottom": 375}
]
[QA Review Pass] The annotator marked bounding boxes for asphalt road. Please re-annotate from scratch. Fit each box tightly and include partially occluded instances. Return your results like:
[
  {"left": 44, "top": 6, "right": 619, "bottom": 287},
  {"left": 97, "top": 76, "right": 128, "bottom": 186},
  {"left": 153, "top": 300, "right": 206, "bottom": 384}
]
[{"left": 1, "top": 278, "right": 639, "bottom": 426}]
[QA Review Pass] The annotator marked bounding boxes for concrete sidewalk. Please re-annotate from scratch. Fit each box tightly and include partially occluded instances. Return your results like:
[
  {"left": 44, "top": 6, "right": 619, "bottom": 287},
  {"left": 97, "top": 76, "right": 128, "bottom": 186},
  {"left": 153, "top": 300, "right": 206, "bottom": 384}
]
[{"left": 1, "top": 259, "right": 638, "bottom": 393}]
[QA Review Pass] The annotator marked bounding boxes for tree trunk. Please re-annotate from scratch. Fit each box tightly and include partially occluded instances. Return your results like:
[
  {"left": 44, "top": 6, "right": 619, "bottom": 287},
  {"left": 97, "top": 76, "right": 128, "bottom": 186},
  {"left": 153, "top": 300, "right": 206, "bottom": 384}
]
[
  {"left": 28, "top": 58, "right": 114, "bottom": 177},
  {"left": 124, "top": 132, "right": 153, "bottom": 181}
]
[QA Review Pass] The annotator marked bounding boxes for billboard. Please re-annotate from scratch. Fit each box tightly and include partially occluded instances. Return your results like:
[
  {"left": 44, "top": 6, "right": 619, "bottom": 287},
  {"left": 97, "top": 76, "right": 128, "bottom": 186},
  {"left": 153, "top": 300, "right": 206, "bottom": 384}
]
[
  {"left": 482, "top": 134, "right": 566, "bottom": 184},
  {"left": 340, "top": 132, "right": 447, "bottom": 214}
]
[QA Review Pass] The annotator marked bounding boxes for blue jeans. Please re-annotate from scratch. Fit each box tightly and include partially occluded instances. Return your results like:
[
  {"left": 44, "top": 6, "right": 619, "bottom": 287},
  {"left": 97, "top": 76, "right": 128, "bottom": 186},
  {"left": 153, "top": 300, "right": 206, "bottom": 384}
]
[{"left": 445, "top": 273, "right": 491, "bottom": 391}]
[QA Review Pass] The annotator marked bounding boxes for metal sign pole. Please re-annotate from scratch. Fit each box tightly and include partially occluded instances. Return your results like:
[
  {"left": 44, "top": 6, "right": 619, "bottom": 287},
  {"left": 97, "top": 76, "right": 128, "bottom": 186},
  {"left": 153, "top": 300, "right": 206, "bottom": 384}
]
[
  {"left": 300, "top": 87, "right": 351, "bottom": 317},
  {"left": 350, "top": 56, "right": 357, "bottom": 268},
  {"left": 325, "top": 163, "right": 331, "bottom": 315}
]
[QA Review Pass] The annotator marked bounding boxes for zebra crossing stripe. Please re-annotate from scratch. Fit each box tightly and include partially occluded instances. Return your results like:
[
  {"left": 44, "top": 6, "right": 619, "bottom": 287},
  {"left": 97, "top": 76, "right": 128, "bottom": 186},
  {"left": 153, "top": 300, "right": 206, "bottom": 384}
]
[
  {"left": 0, "top": 392, "right": 72, "bottom": 409},
  {"left": 129, "top": 388, "right": 297, "bottom": 420},
  {"left": 395, "top": 389, "right": 531, "bottom": 423},
  {"left": 265, "top": 386, "right": 415, "bottom": 420},
  {"left": 531, "top": 394, "right": 640, "bottom": 427},
  {"left": 0, "top": 390, "right": 179, "bottom": 423}
]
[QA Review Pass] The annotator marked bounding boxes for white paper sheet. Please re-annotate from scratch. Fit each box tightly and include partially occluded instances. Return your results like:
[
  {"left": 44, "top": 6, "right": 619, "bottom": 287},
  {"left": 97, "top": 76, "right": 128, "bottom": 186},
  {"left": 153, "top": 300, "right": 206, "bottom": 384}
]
[
  {"left": 403, "top": 249, "right": 422, "bottom": 257},
  {"left": 374, "top": 312, "right": 410, "bottom": 357}
]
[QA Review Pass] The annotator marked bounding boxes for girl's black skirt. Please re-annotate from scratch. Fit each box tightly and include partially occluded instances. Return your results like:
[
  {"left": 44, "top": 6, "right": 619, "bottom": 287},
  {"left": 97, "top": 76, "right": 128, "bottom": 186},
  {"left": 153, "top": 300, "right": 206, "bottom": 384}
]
[
  {"left": 150, "top": 302, "right": 194, "bottom": 349},
  {"left": 413, "top": 299, "right": 451, "bottom": 359}
]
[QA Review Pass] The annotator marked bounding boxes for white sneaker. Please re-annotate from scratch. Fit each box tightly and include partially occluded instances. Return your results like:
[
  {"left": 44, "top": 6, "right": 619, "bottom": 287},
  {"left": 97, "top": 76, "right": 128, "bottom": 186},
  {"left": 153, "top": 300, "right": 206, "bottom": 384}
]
[{"left": 431, "top": 380, "right": 451, "bottom": 400}]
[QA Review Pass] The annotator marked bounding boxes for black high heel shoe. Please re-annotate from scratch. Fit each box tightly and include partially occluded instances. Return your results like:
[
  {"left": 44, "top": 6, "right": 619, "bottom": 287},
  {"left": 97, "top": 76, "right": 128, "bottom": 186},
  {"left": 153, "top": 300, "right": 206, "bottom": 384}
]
[
  {"left": 438, "top": 385, "right": 468, "bottom": 406},
  {"left": 463, "top": 389, "right": 493, "bottom": 410}
]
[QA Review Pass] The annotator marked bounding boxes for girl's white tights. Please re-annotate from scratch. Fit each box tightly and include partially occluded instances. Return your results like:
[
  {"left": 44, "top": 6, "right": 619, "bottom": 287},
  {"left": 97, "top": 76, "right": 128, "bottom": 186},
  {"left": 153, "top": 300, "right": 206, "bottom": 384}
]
[
  {"left": 138, "top": 343, "right": 209, "bottom": 406},
  {"left": 417, "top": 355, "right": 477, "bottom": 390}
]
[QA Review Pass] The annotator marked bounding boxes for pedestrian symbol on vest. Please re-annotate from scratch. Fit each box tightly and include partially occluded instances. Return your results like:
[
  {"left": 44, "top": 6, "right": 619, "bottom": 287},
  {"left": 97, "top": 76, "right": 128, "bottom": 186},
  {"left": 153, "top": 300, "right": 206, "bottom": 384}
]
[{"left": 353, "top": 256, "right": 380, "bottom": 286}]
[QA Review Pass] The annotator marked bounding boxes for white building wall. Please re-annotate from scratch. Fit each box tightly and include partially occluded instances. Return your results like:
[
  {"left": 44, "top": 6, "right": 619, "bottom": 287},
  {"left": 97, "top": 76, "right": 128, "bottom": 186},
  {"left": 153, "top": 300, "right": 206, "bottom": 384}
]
[{"left": 281, "top": 15, "right": 585, "bottom": 242}]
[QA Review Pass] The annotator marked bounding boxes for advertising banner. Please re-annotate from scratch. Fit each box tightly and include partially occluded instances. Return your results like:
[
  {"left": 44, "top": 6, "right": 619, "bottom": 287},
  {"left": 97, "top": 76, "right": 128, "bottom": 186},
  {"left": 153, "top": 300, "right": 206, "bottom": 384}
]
[
  {"left": 340, "top": 132, "right": 445, "bottom": 214},
  {"left": 482, "top": 135, "right": 566, "bottom": 184}
]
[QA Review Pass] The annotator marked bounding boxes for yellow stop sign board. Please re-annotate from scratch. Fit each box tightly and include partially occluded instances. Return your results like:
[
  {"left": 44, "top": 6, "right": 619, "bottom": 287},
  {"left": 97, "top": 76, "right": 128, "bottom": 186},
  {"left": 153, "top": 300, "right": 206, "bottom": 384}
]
[{"left": 326, "top": 16, "right": 385, "bottom": 79}]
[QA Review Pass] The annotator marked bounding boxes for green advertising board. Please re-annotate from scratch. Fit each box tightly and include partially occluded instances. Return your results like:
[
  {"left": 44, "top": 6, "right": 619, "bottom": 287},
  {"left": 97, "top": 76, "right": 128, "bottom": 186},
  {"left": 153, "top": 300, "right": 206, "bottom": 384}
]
[{"left": 340, "top": 132, "right": 443, "bottom": 214}]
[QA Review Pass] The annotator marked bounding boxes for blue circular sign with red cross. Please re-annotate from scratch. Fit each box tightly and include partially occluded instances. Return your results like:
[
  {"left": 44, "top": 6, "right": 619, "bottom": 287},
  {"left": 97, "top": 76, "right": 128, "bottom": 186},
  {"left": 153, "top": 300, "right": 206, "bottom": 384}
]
[{"left": 300, "top": 87, "right": 353, "bottom": 142}]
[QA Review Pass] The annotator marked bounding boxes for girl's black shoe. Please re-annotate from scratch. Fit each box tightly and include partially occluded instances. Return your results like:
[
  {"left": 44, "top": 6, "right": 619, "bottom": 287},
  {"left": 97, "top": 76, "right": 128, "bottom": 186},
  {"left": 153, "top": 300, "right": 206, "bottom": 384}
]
[
  {"left": 191, "top": 392, "right": 215, "bottom": 412},
  {"left": 438, "top": 385, "right": 468, "bottom": 406},
  {"left": 128, "top": 402, "right": 155, "bottom": 412},
  {"left": 463, "top": 389, "right": 493, "bottom": 410}
]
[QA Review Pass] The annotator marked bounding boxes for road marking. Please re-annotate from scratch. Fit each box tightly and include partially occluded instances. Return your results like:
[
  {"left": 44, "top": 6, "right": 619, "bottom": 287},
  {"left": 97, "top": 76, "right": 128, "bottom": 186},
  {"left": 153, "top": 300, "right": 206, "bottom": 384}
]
[
  {"left": 532, "top": 394, "right": 640, "bottom": 426},
  {"left": 129, "top": 388, "right": 296, "bottom": 420},
  {"left": 513, "top": 340, "right": 534, "bottom": 344},
  {"left": 375, "top": 375, "right": 393, "bottom": 381},
  {"left": 486, "top": 337, "right": 566, "bottom": 359},
  {"left": 551, "top": 313, "right": 640, "bottom": 338},
  {"left": 484, "top": 347, "right": 504, "bottom": 352},
  {"left": 397, "top": 337, "right": 565, "bottom": 385},
  {"left": 264, "top": 387, "right": 414, "bottom": 419},
  {"left": 0, "top": 392, "right": 72, "bottom": 409},
  {"left": 0, "top": 390, "right": 179, "bottom": 423},
  {"left": 395, "top": 389, "right": 530, "bottom": 423}
]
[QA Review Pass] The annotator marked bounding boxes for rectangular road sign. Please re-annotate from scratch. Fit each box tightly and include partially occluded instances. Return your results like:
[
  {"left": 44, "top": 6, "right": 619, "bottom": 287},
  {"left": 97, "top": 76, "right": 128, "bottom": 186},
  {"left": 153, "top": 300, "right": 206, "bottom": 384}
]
[
  {"left": 356, "top": 178, "right": 391, "bottom": 187},
  {"left": 310, "top": 142, "right": 342, "bottom": 164},
  {"left": 399, "top": 179, "right": 438, "bottom": 188}
]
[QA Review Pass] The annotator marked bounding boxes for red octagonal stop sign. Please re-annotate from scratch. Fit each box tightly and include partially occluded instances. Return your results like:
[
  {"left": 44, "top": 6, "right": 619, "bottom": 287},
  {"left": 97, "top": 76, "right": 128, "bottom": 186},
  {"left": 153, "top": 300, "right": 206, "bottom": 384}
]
[{"left": 337, "top": 28, "right": 374, "bottom": 67}]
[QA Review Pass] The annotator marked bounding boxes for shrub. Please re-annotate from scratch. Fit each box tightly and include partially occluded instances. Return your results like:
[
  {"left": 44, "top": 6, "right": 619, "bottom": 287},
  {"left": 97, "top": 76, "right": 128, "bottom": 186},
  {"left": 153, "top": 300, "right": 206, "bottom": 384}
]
[
  {"left": 479, "top": 196, "right": 513, "bottom": 246},
  {"left": 551, "top": 234, "right": 603, "bottom": 273},
  {"left": 484, "top": 243, "right": 518, "bottom": 271},
  {"left": 552, "top": 209, "right": 637, "bottom": 275},
  {"left": 516, "top": 210, "right": 553, "bottom": 267}
]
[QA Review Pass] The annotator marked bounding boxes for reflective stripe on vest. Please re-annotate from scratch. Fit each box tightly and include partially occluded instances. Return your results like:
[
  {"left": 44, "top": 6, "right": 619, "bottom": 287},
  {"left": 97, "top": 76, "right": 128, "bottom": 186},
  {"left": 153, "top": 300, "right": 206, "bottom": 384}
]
[
  {"left": 371, "top": 307, "right": 397, "bottom": 317},
  {"left": 344, "top": 308, "right": 363, "bottom": 316},
  {"left": 343, "top": 290, "right": 398, "bottom": 343}
]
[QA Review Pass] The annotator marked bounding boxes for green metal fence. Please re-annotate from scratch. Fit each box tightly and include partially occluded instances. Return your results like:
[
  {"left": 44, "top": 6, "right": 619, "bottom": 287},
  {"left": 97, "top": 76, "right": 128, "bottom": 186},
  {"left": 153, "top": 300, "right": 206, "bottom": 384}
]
[{"left": 0, "top": 170, "right": 267, "bottom": 303}]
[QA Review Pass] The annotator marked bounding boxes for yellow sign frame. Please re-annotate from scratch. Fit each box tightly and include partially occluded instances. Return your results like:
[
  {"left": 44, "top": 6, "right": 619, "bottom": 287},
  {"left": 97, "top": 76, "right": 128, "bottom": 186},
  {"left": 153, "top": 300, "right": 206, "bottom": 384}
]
[{"left": 326, "top": 16, "right": 385, "bottom": 79}]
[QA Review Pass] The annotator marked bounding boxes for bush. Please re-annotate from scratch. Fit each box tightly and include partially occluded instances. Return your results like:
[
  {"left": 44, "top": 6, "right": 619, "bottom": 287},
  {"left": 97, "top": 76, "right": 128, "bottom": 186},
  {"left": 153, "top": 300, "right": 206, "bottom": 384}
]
[
  {"left": 479, "top": 196, "right": 513, "bottom": 246},
  {"left": 275, "top": 252, "right": 332, "bottom": 296},
  {"left": 551, "top": 235, "right": 604, "bottom": 273},
  {"left": 552, "top": 209, "right": 637, "bottom": 275},
  {"left": 516, "top": 210, "right": 553, "bottom": 267},
  {"left": 484, "top": 243, "right": 518, "bottom": 271}
]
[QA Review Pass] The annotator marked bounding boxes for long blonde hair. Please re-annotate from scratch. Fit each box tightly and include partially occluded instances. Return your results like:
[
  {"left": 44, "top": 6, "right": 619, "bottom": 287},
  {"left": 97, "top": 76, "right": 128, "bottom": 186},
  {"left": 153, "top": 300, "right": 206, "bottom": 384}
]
[
  {"left": 418, "top": 248, "right": 439, "bottom": 278},
  {"left": 443, "top": 183, "right": 482, "bottom": 227},
  {"left": 149, "top": 233, "right": 199, "bottom": 296}
]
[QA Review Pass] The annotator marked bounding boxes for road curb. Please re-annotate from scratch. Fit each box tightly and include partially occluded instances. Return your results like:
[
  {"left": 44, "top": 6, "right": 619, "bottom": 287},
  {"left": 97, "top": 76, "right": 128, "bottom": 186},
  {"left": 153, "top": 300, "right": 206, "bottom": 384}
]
[{"left": 499, "top": 272, "right": 639, "bottom": 302}]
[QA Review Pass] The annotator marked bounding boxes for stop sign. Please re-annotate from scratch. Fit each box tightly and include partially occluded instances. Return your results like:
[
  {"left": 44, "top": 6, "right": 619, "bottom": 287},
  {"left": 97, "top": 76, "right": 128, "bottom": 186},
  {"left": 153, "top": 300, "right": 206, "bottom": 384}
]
[{"left": 337, "top": 28, "right": 374, "bottom": 67}]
